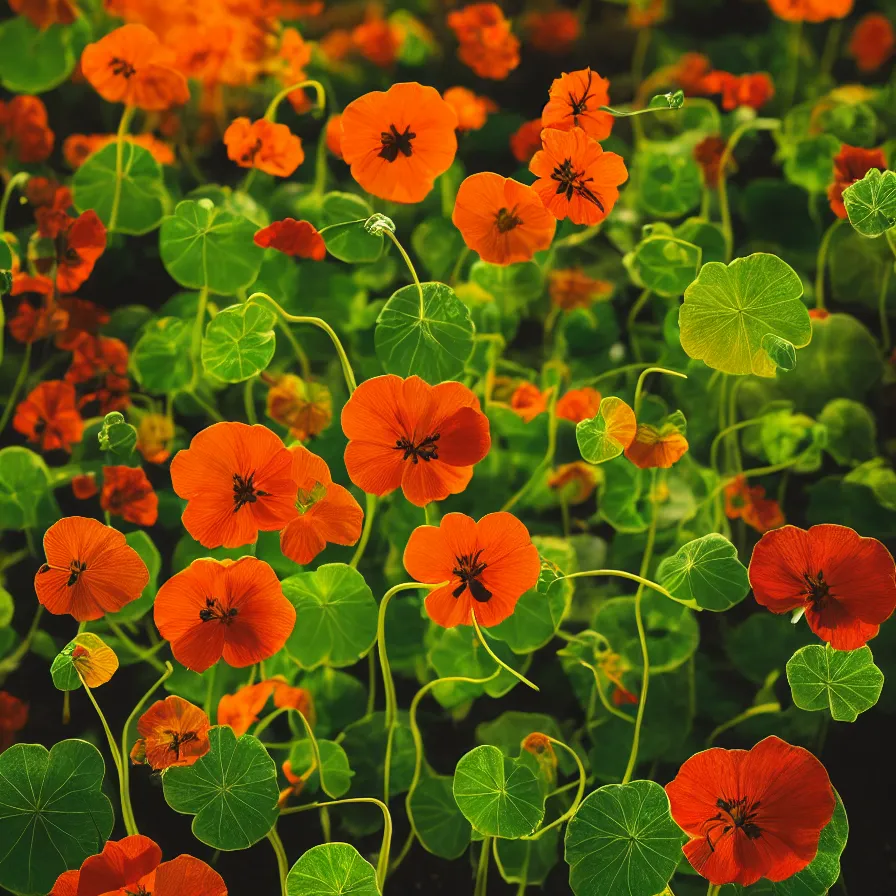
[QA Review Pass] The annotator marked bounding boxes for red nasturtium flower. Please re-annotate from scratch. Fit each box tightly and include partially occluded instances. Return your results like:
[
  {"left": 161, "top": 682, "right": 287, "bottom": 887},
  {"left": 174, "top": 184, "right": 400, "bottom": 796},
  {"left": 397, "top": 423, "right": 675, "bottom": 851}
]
[
  {"left": 767, "top": 0, "right": 853, "bottom": 23},
  {"left": 266, "top": 375, "right": 333, "bottom": 441},
  {"left": 254, "top": 218, "right": 326, "bottom": 260},
  {"left": 452, "top": 173, "right": 556, "bottom": 266},
  {"left": 671, "top": 52, "right": 713, "bottom": 95},
  {"left": 35, "top": 516, "right": 149, "bottom": 621},
  {"left": 0, "top": 692, "right": 28, "bottom": 753},
  {"left": 224, "top": 117, "right": 305, "bottom": 177},
  {"left": 849, "top": 13, "right": 895, "bottom": 72},
  {"left": 404, "top": 512, "right": 540, "bottom": 628},
  {"left": 530, "top": 127, "right": 628, "bottom": 225},
  {"left": 700, "top": 71, "right": 775, "bottom": 111},
  {"left": 170, "top": 422, "right": 298, "bottom": 549},
  {"left": 8, "top": 0, "right": 79, "bottom": 29},
  {"left": 556, "top": 387, "right": 601, "bottom": 423},
  {"left": 280, "top": 445, "right": 364, "bottom": 566},
  {"left": 50, "top": 836, "right": 227, "bottom": 896},
  {"left": 341, "top": 375, "right": 491, "bottom": 507},
  {"left": 55, "top": 210, "right": 107, "bottom": 294},
  {"left": 828, "top": 144, "right": 887, "bottom": 219},
  {"left": 340, "top": 82, "right": 458, "bottom": 204},
  {"left": 749, "top": 524, "right": 896, "bottom": 650},
  {"left": 693, "top": 135, "right": 728, "bottom": 188},
  {"left": 625, "top": 421, "right": 689, "bottom": 469},
  {"left": 442, "top": 87, "right": 496, "bottom": 132},
  {"left": 13, "top": 381, "right": 84, "bottom": 453},
  {"left": 81, "top": 24, "right": 190, "bottom": 111},
  {"left": 131, "top": 696, "right": 211, "bottom": 770},
  {"left": 523, "top": 9, "right": 581, "bottom": 54},
  {"left": 447, "top": 3, "right": 520, "bottom": 80},
  {"left": 549, "top": 268, "right": 613, "bottom": 310},
  {"left": 0, "top": 95, "right": 54, "bottom": 163},
  {"left": 101, "top": 465, "right": 159, "bottom": 527},
  {"left": 54, "top": 297, "right": 109, "bottom": 350},
  {"left": 510, "top": 382, "right": 550, "bottom": 422},
  {"left": 724, "top": 476, "right": 785, "bottom": 534},
  {"left": 509, "top": 119, "right": 543, "bottom": 164},
  {"left": 665, "top": 736, "right": 835, "bottom": 886},
  {"left": 72, "top": 472, "right": 99, "bottom": 500},
  {"left": 541, "top": 68, "right": 613, "bottom": 141},
  {"left": 136, "top": 413, "right": 174, "bottom": 464},
  {"left": 154, "top": 556, "right": 296, "bottom": 672},
  {"left": 7, "top": 274, "right": 62, "bottom": 343}
]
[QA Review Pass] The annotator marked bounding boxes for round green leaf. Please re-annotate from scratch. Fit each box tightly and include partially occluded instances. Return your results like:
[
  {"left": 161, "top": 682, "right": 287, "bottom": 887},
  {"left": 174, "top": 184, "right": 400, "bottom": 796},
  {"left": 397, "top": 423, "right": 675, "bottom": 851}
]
[
  {"left": 490, "top": 579, "right": 570, "bottom": 653},
  {"left": 0, "top": 17, "right": 85, "bottom": 93},
  {"left": 282, "top": 563, "right": 377, "bottom": 669},
  {"left": 130, "top": 317, "right": 194, "bottom": 394},
  {"left": 0, "top": 446, "right": 58, "bottom": 531},
  {"left": 162, "top": 726, "right": 279, "bottom": 850},
  {"left": 760, "top": 333, "right": 797, "bottom": 372},
  {"left": 160, "top": 199, "right": 264, "bottom": 294},
  {"left": 476, "top": 711, "right": 575, "bottom": 776},
  {"left": 842, "top": 168, "right": 896, "bottom": 238},
  {"left": 782, "top": 135, "right": 842, "bottom": 195},
  {"left": 564, "top": 780, "right": 684, "bottom": 896},
  {"left": 201, "top": 302, "right": 276, "bottom": 382},
  {"left": 656, "top": 534, "right": 749, "bottom": 612},
  {"left": 725, "top": 613, "right": 813, "bottom": 686},
  {"left": 453, "top": 745, "right": 545, "bottom": 839},
  {"left": 786, "top": 644, "right": 883, "bottom": 722},
  {"left": 320, "top": 192, "right": 382, "bottom": 264},
  {"left": 410, "top": 773, "right": 472, "bottom": 860},
  {"left": 73, "top": 142, "right": 169, "bottom": 235},
  {"left": 679, "top": 253, "right": 811, "bottom": 377},
  {"left": 0, "top": 739, "right": 114, "bottom": 896},
  {"left": 375, "top": 281, "right": 475, "bottom": 384},
  {"left": 286, "top": 843, "right": 379, "bottom": 896},
  {"left": 412, "top": 217, "right": 467, "bottom": 280},
  {"left": 288, "top": 739, "right": 353, "bottom": 799},
  {"left": 636, "top": 148, "right": 702, "bottom": 218},
  {"left": 817, "top": 399, "right": 876, "bottom": 466},
  {"left": 626, "top": 233, "right": 701, "bottom": 298}
]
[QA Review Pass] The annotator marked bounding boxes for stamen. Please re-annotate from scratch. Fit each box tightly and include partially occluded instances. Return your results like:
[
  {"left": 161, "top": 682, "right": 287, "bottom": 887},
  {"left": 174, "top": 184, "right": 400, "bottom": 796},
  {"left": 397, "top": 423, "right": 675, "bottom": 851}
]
[
  {"left": 198, "top": 597, "right": 238, "bottom": 625},
  {"left": 379, "top": 123, "right": 416, "bottom": 162},
  {"left": 495, "top": 206, "right": 524, "bottom": 233},
  {"left": 233, "top": 471, "right": 269, "bottom": 512},
  {"left": 451, "top": 549, "right": 492, "bottom": 603},
  {"left": 67, "top": 560, "right": 87, "bottom": 587},
  {"left": 393, "top": 433, "right": 440, "bottom": 464}
]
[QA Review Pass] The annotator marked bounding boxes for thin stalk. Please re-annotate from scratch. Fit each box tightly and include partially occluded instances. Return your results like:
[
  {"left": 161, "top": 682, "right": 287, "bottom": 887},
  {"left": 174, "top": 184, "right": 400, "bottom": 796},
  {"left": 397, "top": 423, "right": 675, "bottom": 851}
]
[
  {"left": 815, "top": 218, "right": 843, "bottom": 311},
  {"left": 275, "top": 319, "right": 312, "bottom": 381},
  {"left": 475, "top": 837, "right": 492, "bottom": 896},
  {"left": 521, "top": 737, "right": 586, "bottom": 840},
  {"left": 879, "top": 265, "right": 892, "bottom": 353},
  {"left": 0, "top": 343, "right": 32, "bottom": 437},
  {"left": 709, "top": 418, "right": 763, "bottom": 478},
  {"left": 782, "top": 21, "right": 803, "bottom": 112},
  {"left": 311, "top": 123, "right": 329, "bottom": 198},
  {"left": 579, "top": 661, "right": 636, "bottom": 724},
  {"left": 264, "top": 79, "right": 326, "bottom": 122},
  {"left": 382, "top": 229, "right": 425, "bottom": 315},
  {"left": 244, "top": 377, "right": 259, "bottom": 425},
  {"left": 109, "top": 104, "right": 137, "bottom": 232},
  {"left": 633, "top": 366, "right": 688, "bottom": 419},
  {"left": 350, "top": 494, "right": 378, "bottom": 569},
  {"left": 107, "top": 622, "right": 166, "bottom": 672},
  {"left": 267, "top": 827, "right": 289, "bottom": 896},
  {"left": 204, "top": 662, "right": 218, "bottom": 720},
  {"left": 818, "top": 21, "right": 843, "bottom": 83},
  {"left": 556, "top": 569, "right": 695, "bottom": 609},
  {"left": 707, "top": 701, "right": 781, "bottom": 745},
  {"left": 0, "top": 171, "right": 30, "bottom": 231},
  {"left": 471, "top": 611, "right": 539, "bottom": 691},
  {"left": 0, "top": 605, "right": 45, "bottom": 678}
]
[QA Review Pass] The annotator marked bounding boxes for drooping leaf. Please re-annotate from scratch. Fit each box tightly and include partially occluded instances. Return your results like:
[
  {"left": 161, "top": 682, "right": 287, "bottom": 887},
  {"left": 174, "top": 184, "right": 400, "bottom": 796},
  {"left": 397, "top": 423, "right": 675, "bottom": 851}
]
[
  {"left": 160, "top": 199, "right": 264, "bottom": 294},
  {"left": 73, "top": 142, "right": 169, "bottom": 235},
  {"left": 656, "top": 534, "right": 750, "bottom": 612},
  {"left": 564, "top": 780, "right": 684, "bottom": 896},
  {"left": 282, "top": 564, "right": 378, "bottom": 670},
  {"left": 163, "top": 726, "right": 279, "bottom": 850},
  {"left": 576, "top": 397, "right": 638, "bottom": 465},
  {"left": 319, "top": 192, "right": 383, "bottom": 264},
  {"left": 409, "top": 773, "right": 472, "bottom": 860},
  {"left": 841, "top": 168, "right": 896, "bottom": 238},
  {"left": 288, "top": 739, "right": 354, "bottom": 799},
  {"left": 375, "top": 281, "right": 475, "bottom": 384},
  {"left": 130, "top": 317, "right": 194, "bottom": 394},
  {"left": 201, "top": 302, "right": 276, "bottom": 382},
  {"left": 495, "top": 829, "right": 561, "bottom": 887},
  {"left": 786, "top": 644, "right": 883, "bottom": 722},
  {"left": 453, "top": 745, "right": 545, "bottom": 839},
  {"left": 0, "top": 740, "right": 114, "bottom": 896},
  {"left": 98, "top": 411, "right": 137, "bottom": 458},
  {"left": 50, "top": 632, "right": 119, "bottom": 690},
  {"left": 286, "top": 843, "right": 380, "bottom": 896},
  {"left": 679, "top": 253, "right": 811, "bottom": 377}
]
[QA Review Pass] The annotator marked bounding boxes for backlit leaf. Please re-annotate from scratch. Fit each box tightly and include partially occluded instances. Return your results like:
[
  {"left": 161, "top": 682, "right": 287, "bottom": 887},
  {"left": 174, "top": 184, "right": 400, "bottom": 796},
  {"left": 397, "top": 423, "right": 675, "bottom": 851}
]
[
  {"left": 319, "top": 192, "right": 383, "bottom": 264},
  {"left": 288, "top": 739, "right": 354, "bottom": 799},
  {"left": 286, "top": 843, "right": 380, "bottom": 896},
  {"left": 201, "top": 302, "right": 276, "bottom": 382},
  {"left": 130, "top": 317, "right": 194, "bottom": 394},
  {"left": 51, "top": 632, "right": 119, "bottom": 690},
  {"left": 842, "top": 168, "right": 896, "bottom": 238},
  {"left": 576, "top": 397, "right": 638, "bottom": 465},
  {"left": 656, "top": 534, "right": 749, "bottom": 612},
  {"left": 636, "top": 148, "right": 702, "bottom": 218},
  {"left": 626, "top": 230, "right": 701, "bottom": 298}
]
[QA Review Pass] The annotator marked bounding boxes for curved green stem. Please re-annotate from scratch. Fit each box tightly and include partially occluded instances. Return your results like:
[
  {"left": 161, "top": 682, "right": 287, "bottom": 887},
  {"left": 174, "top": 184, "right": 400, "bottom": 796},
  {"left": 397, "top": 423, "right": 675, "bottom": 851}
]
[
  {"left": 471, "top": 611, "right": 539, "bottom": 691},
  {"left": 108, "top": 104, "right": 136, "bottom": 232},
  {"left": 107, "top": 622, "right": 166, "bottom": 672},
  {"left": 120, "top": 662, "right": 173, "bottom": 836},
  {"left": 782, "top": 21, "right": 803, "bottom": 112},
  {"left": 0, "top": 170, "right": 30, "bottom": 231},
  {"left": 579, "top": 662, "right": 636, "bottom": 724},
  {"left": 718, "top": 119, "right": 781, "bottom": 261},
  {"left": 709, "top": 417, "right": 763, "bottom": 478},
  {"left": 264, "top": 79, "right": 326, "bottom": 122},
  {"left": 350, "top": 494, "right": 378, "bottom": 569},
  {"left": 382, "top": 229, "right": 425, "bottom": 315},
  {"left": 501, "top": 385, "right": 559, "bottom": 512},
  {"left": 280, "top": 797, "right": 392, "bottom": 891},
  {"left": 521, "top": 737, "right": 586, "bottom": 840},
  {"left": 621, "top": 471, "right": 660, "bottom": 785},
  {"left": 267, "top": 826, "right": 289, "bottom": 896},
  {"left": 244, "top": 377, "right": 258, "bottom": 425},
  {"left": 0, "top": 605, "right": 44, "bottom": 679},
  {"left": 204, "top": 661, "right": 218, "bottom": 720},
  {"left": 707, "top": 701, "right": 781, "bottom": 745},
  {"left": 633, "top": 366, "right": 687, "bottom": 419},
  {"left": 0, "top": 342, "right": 31, "bottom": 437},
  {"left": 815, "top": 218, "right": 843, "bottom": 312},
  {"left": 879, "top": 265, "right": 892, "bottom": 354},
  {"left": 189, "top": 287, "right": 209, "bottom": 390},
  {"left": 312, "top": 124, "right": 329, "bottom": 197},
  {"left": 248, "top": 292, "right": 357, "bottom": 393},
  {"left": 557, "top": 569, "right": 695, "bottom": 609}
]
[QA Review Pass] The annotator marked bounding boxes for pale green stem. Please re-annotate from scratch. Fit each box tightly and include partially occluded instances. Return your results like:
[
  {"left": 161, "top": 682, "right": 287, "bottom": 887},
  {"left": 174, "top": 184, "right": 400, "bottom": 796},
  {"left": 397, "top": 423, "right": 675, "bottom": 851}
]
[
  {"left": 879, "top": 265, "right": 892, "bottom": 353},
  {"left": 580, "top": 661, "right": 636, "bottom": 725},
  {"left": 204, "top": 661, "right": 218, "bottom": 720},
  {"left": 0, "top": 605, "right": 44, "bottom": 678},
  {"left": 707, "top": 702, "right": 781, "bottom": 745},
  {"left": 633, "top": 366, "right": 688, "bottom": 419},
  {"left": 709, "top": 418, "right": 763, "bottom": 478},
  {"left": 264, "top": 79, "right": 326, "bottom": 122},
  {"left": 782, "top": 21, "right": 803, "bottom": 112},
  {"left": 0, "top": 171, "right": 30, "bottom": 232},
  {"left": 350, "top": 494, "right": 378, "bottom": 569},
  {"left": 471, "top": 610, "right": 539, "bottom": 691},
  {"left": 244, "top": 377, "right": 259, "bottom": 425},
  {"left": 267, "top": 826, "right": 289, "bottom": 896},
  {"left": 0, "top": 342, "right": 31, "bottom": 437},
  {"left": 108, "top": 105, "right": 136, "bottom": 232},
  {"left": 815, "top": 218, "right": 843, "bottom": 312},
  {"left": 107, "top": 622, "right": 166, "bottom": 672},
  {"left": 275, "top": 319, "right": 312, "bottom": 381},
  {"left": 382, "top": 229, "right": 425, "bottom": 315},
  {"left": 521, "top": 737, "right": 586, "bottom": 840},
  {"left": 556, "top": 569, "right": 695, "bottom": 609},
  {"left": 475, "top": 837, "right": 492, "bottom": 896}
]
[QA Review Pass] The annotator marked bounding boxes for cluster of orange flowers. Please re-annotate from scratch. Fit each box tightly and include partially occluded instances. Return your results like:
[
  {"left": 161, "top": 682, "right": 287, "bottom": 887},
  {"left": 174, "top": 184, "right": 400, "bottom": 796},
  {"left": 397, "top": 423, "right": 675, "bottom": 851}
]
[{"left": 0, "top": 96, "right": 54, "bottom": 165}]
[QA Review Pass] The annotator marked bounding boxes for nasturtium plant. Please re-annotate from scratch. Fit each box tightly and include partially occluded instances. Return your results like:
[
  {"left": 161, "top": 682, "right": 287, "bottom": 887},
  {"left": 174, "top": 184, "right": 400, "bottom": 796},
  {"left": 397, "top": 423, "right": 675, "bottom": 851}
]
[
  {"left": 409, "top": 773, "right": 472, "bottom": 859},
  {"left": 286, "top": 843, "right": 380, "bottom": 896},
  {"left": 625, "top": 225, "right": 701, "bottom": 297},
  {"left": 0, "top": 17, "right": 86, "bottom": 93},
  {"left": 841, "top": 168, "right": 896, "bottom": 238},
  {"left": 130, "top": 317, "right": 194, "bottom": 394},
  {"left": 657, "top": 534, "right": 750, "bottom": 612},
  {"left": 201, "top": 302, "right": 277, "bottom": 382},
  {"left": 319, "top": 192, "right": 383, "bottom": 264}
]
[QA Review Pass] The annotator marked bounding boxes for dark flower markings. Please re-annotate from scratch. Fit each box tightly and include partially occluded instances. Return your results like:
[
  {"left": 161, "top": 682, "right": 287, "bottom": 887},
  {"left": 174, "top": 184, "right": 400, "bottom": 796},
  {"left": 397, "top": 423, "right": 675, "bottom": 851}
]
[
  {"left": 452, "top": 548, "right": 492, "bottom": 603},
  {"left": 702, "top": 796, "right": 763, "bottom": 852},
  {"left": 551, "top": 158, "right": 605, "bottom": 210},
  {"left": 379, "top": 123, "right": 416, "bottom": 162},
  {"left": 495, "top": 206, "right": 523, "bottom": 233},
  {"left": 109, "top": 58, "right": 137, "bottom": 79},
  {"left": 167, "top": 730, "right": 198, "bottom": 760},
  {"left": 67, "top": 560, "right": 87, "bottom": 586},
  {"left": 567, "top": 68, "right": 598, "bottom": 125},
  {"left": 803, "top": 570, "right": 832, "bottom": 610},
  {"left": 394, "top": 433, "right": 440, "bottom": 463},
  {"left": 199, "top": 597, "right": 238, "bottom": 624},
  {"left": 233, "top": 471, "right": 268, "bottom": 512}
]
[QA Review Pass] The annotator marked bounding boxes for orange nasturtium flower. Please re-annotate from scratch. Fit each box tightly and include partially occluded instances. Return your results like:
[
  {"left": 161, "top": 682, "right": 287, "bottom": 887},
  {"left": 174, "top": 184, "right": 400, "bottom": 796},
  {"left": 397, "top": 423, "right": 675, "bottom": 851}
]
[
  {"left": 509, "top": 119, "right": 543, "bottom": 164},
  {"left": 55, "top": 209, "right": 107, "bottom": 294},
  {"left": 63, "top": 132, "right": 175, "bottom": 168},
  {"left": 254, "top": 218, "right": 326, "bottom": 260},
  {"left": 0, "top": 95, "right": 55, "bottom": 164},
  {"left": 0, "top": 692, "right": 28, "bottom": 753},
  {"left": 72, "top": 472, "right": 98, "bottom": 500},
  {"left": 154, "top": 557, "right": 296, "bottom": 672},
  {"left": 131, "top": 696, "right": 211, "bottom": 770},
  {"left": 828, "top": 144, "right": 887, "bottom": 219},
  {"left": 81, "top": 24, "right": 190, "bottom": 111},
  {"left": 266, "top": 375, "right": 333, "bottom": 441},
  {"left": 549, "top": 268, "right": 613, "bottom": 310},
  {"left": 624, "top": 420, "right": 689, "bottom": 469},
  {"left": 849, "top": 14, "right": 895, "bottom": 72},
  {"left": 700, "top": 71, "right": 775, "bottom": 111},
  {"left": 510, "top": 382, "right": 550, "bottom": 422},
  {"left": 224, "top": 117, "right": 305, "bottom": 177},
  {"left": 556, "top": 387, "right": 601, "bottom": 424},
  {"left": 766, "top": 0, "right": 853, "bottom": 23},
  {"left": 452, "top": 172, "right": 556, "bottom": 266},
  {"left": 523, "top": 9, "right": 581, "bottom": 54},
  {"left": 8, "top": 0, "right": 79, "bottom": 29},
  {"left": 100, "top": 464, "right": 159, "bottom": 527},
  {"left": 218, "top": 679, "right": 314, "bottom": 736},
  {"left": 447, "top": 3, "right": 521, "bottom": 80},
  {"left": 136, "top": 413, "right": 174, "bottom": 464},
  {"left": 404, "top": 511, "right": 540, "bottom": 628},
  {"left": 341, "top": 375, "right": 491, "bottom": 507},
  {"left": 280, "top": 445, "right": 364, "bottom": 566},
  {"left": 13, "top": 381, "right": 84, "bottom": 453},
  {"left": 541, "top": 68, "right": 613, "bottom": 141},
  {"left": 443, "top": 87, "right": 497, "bottom": 132},
  {"left": 341, "top": 82, "right": 458, "bottom": 204},
  {"left": 724, "top": 476, "right": 786, "bottom": 534},
  {"left": 352, "top": 11, "right": 401, "bottom": 67},
  {"left": 68, "top": 633, "right": 119, "bottom": 687},
  {"left": 170, "top": 422, "right": 299, "bottom": 549},
  {"left": 548, "top": 461, "right": 597, "bottom": 505},
  {"left": 35, "top": 516, "right": 149, "bottom": 621},
  {"left": 530, "top": 127, "right": 628, "bottom": 225},
  {"left": 49, "top": 836, "right": 227, "bottom": 896}
]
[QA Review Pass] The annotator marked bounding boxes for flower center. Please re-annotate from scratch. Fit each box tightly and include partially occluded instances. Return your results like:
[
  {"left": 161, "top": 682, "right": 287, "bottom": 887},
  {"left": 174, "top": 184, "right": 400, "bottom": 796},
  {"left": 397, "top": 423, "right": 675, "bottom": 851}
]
[
  {"left": 567, "top": 69, "right": 596, "bottom": 122},
  {"left": 124, "top": 887, "right": 150, "bottom": 896},
  {"left": 550, "top": 158, "right": 605, "bottom": 210},
  {"left": 296, "top": 481, "right": 327, "bottom": 513},
  {"left": 379, "top": 123, "right": 416, "bottom": 162},
  {"left": 199, "top": 597, "right": 238, "bottom": 625},
  {"left": 67, "top": 560, "right": 87, "bottom": 587},
  {"left": 495, "top": 206, "right": 523, "bottom": 233},
  {"left": 394, "top": 433, "right": 440, "bottom": 463},
  {"left": 702, "top": 796, "right": 762, "bottom": 853},
  {"left": 451, "top": 549, "right": 492, "bottom": 603},
  {"left": 109, "top": 57, "right": 137, "bottom": 78},
  {"left": 240, "top": 138, "right": 264, "bottom": 165},
  {"left": 167, "top": 730, "right": 198, "bottom": 760},
  {"left": 803, "top": 570, "right": 832, "bottom": 609},
  {"left": 233, "top": 471, "right": 269, "bottom": 512}
]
